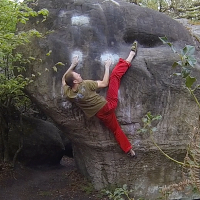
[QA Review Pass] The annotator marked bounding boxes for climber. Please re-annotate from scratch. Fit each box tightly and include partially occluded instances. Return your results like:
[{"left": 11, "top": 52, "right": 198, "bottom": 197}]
[{"left": 62, "top": 41, "right": 138, "bottom": 158}]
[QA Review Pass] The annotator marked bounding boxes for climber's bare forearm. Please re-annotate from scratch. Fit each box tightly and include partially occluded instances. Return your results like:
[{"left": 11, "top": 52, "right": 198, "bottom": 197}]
[{"left": 62, "top": 56, "right": 79, "bottom": 86}]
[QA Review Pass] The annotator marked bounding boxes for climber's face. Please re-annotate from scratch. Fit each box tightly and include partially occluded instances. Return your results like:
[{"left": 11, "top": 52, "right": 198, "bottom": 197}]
[{"left": 72, "top": 71, "right": 83, "bottom": 84}]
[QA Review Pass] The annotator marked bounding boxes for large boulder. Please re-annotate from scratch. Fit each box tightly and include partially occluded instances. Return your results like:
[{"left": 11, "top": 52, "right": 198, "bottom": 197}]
[
  {"left": 9, "top": 116, "right": 66, "bottom": 165},
  {"left": 19, "top": 0, "right": 200, "bottom": 199}
]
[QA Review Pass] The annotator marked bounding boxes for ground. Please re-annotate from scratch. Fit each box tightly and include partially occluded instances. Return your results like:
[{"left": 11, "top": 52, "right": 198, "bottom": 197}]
[{"left": 0, "top": 157, "right": 109, "bottom": 200}]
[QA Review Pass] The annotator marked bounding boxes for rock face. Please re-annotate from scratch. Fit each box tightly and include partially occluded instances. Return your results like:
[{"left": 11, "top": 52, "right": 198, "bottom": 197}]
[
  {"left": 20, "top": 0, "right": 200, "bottom": 199},
  {"left": 9, "top": 117, "right": 65, "bottom": 165},
  {"left": 176, "top": 18, "right": 200, "bottom": 51}
]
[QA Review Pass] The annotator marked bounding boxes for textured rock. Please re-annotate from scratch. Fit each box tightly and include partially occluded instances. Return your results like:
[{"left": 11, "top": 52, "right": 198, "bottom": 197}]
[
  {"left": 19, "top": 0, "right": 200, "bottom": 199},
  {"left": 9, "top": 117, "right": 65, "bottom": 165}
]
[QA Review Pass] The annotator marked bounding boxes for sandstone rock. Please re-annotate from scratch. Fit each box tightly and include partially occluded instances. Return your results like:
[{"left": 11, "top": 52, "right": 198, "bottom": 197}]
[
  {"left": 176, "top": 18, "right": 200, "bottom": 56},
  {"left": 19, "top": 0, "right": 200, "bottom": 199},
  {"left": 9, "top": 117, "right": 65, "bottom": 166}
]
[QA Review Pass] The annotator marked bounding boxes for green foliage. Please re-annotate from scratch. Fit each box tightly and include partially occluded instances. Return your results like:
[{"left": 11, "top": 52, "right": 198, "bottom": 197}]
[
  {"left": 156, "top": 36, "right": 200, "bottom": 197},
  {"left": 139, "top": 35, "right": 200, "bottom": 168},
  {"left": 160, "top": 36, "right": 198, "bottom": 90},
  {"left": 103, "top": 184, "right": 134, "bottom": 200},
  {"left": 0, "top": 0, "right": 48, "bottom": 106},
  {"left": 0, "top": 0, "right": 48, "bottom": 163},
  {"left": 125, "top": 0, "right": 200, "bottom": 20},
  {"left": 81, "top": 182, "right": 95, "bottom": 195},
  {"left": 159, "top": 36, "right": 200, "bottom": 107},
  {"left": 38, "top": 190, "right": 52, "bottom": 196},
  {"left": 138, "top": 111, "right": 162, "bottom": 133}
]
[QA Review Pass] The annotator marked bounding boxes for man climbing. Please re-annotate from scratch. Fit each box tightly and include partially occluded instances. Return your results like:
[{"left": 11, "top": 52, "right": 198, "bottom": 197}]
[{"left": 62, "top": 41, "right": 138, "bottom": 157}]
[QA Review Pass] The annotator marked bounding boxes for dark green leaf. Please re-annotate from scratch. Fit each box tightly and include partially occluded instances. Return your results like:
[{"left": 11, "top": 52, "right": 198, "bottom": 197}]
[
  {"left": 142, "top": 118, "right": 147, "bottom": 123},
  {"left": 151, "top": 127, "right": 157, "bottom": 132},
  {"left": 185, "top": 76, "right": 196, "bottom": 88},
  {"left": 153, "top": 115, "right": 162, "bottom": 120},
  {"left": 185, "top": 45, "right": 195, "bottom": 56},
  {"left": 187, "top": 55, "right": 197, "bottom": 67},
  {"left": 146, "top": 111, "right": 153, "bottom": 120},
  {"left": 172, "top": 62, "right": 179, "bottom": 68},
  {"left": 181, "top": 67, "right": 191, "bottom": 78},
  {"left": 138, "top": 128, "right": 147, "bottom": 133},
  {"left": 159, "top": 36, "right": 168, "bottom": 43},
  {"left": 171, "top": 45, "right": 177, "bottom": 53}
]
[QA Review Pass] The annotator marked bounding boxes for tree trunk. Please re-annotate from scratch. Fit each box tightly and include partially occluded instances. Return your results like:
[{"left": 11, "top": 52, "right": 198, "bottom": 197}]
[
  {"left": 12, "top": 115, "right": 24, "bottom": 167},
  {"left": 0, "top": 114, "right": 10, "bottom": 163},
  {"left": 2, "top": 127, "right": 10, "bottom": 163},
  {"left": 12, "top": 136, "right": 23, "bottom": 167},
  {"left": 0, "top": 130, "right": 3, "bottom": 163}
]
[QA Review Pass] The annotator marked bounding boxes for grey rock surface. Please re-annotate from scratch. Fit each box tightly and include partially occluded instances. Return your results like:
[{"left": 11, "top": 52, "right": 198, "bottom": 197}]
[
  {"left": 10, "top": 117, "right": 65, "bottom": 165},
  {"left": 19, "top": 0, "right": 200, "bottom": 199}
]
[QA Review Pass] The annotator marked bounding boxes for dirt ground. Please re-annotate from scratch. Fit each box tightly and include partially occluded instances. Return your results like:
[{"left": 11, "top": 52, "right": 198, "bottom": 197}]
[{"left": 0, "top": 157, "right": 109, "bottom": 200}]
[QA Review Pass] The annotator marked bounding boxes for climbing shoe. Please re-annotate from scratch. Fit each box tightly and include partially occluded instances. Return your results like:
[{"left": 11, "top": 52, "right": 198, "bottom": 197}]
[
  {"left": 127, "top": 149, "right": 137, "bottom": 159},
  {"left": 131, "top": 41, "right": 138, "bottom": 55}
]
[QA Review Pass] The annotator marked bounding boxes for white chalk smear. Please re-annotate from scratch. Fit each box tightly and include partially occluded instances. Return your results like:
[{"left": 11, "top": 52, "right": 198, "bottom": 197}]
[
  {"left": 100, "top": 53, "right": 120, "bottom": 65},
  {"left": 93, "top": 3, "right": 103, "bottom": 11},
  {"left": 58, "top": 10, "right": 68, "bottom": 18},
  {"left": 62, "top": 101, "right": 72, "bottom": 109},
  {"left": 71, "top": 50, "right": 83, "bottom": 70},
  {"left": 102, "top": 0, "right": 120, "bottom": 6},
  {"left": 71, "top": 15, "right": 90, "bottom": 26},
  {"left": 133, "top": 140, "right": 141, "bottom": 147}
]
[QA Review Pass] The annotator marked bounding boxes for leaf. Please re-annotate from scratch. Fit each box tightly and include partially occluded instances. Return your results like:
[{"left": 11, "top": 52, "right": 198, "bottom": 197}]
[
  {"left": 172, "top": 62, "right": 179, "bottom": 68},
  {"left": 38, "top": 8, "right": 49, "bottom": 16},
  {"left": 29, "top": 56, "right": 36, "bottom": 60},
  {"left": 46, "top": 50, "right": 52, "bottom": 56},
  {"left": 142, "top": 118, "right": 147, "bottom": 123},
  {"left": 186, "top": 159, "right": 195, "bottom": 165},
  {"left": 185, "top": 76, "right": 196, "bottom": 88},
  {"left": 146, "top": 112, "right": 153, "bottom": 120},
  {"left": 159, "top": 36, "right": 168, "bottom": 43},
  {"left": 55, "top": 62, "right": 65, "bottom": 66},
  {"left": 122, "top": 184, "right": 127, "bottom": 190},
  {"left": 159, "top": 36, "right": 174, "bottom": 49},
  {"left": 185, "top": 45, "right": 195, "bottom": 56},
  {"left": 52, "top": 66, "right": 57, "bottom": 72},
  {"left": 151, "top": 127, "right": 157, "bottom": 132},
  {"left": 19, "top": 18, "right": 27, "bottom": 24},
  {"left": 182, "top": 46, "right": 188, "bottom": 55},
  {"left": 42, "top": 18, "right": 47, "bottom": 23},
  {"left": 138, "top": 128, "right": 147, "bottom": 133},
  {"left": 181, "top": 67, "right": 191, "bottom": 78},
  {"left": 187, "top": 55, "right": 197, "bottom": 67},
  {"left": 153, "top": 115, "right": 162, "bottom": 120},
  {"left": 176, "top": 61, "right": 183, "bottom": 66},
  {"left": 171, "top": 45, "right": 177, "bottom": 53}
]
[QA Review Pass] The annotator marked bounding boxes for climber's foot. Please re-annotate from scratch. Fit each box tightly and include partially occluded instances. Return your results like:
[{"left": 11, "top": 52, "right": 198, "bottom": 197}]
[
  {"left": 131, "top": 41, "right": 138, "bottom": 57},
  {"left": 127, "top": 149, "right": 137, "bottom": 158}
]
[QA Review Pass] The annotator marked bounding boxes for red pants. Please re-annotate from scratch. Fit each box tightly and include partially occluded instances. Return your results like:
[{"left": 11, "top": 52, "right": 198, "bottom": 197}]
[{"left": 96, "top": 58, "right": 132, "bottom": 153}]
